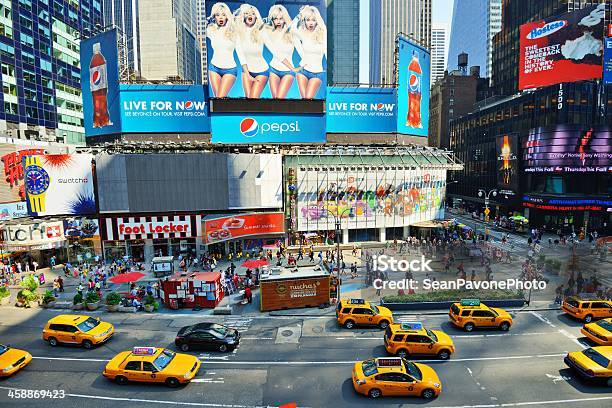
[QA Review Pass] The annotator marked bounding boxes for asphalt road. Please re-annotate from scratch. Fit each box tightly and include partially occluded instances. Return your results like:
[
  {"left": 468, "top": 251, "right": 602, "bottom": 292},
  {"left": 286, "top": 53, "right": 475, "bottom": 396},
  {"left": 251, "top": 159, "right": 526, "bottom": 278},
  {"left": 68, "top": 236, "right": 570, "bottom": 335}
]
[{"left": 0, "top": 308, "right": 610, "bottom": 408}]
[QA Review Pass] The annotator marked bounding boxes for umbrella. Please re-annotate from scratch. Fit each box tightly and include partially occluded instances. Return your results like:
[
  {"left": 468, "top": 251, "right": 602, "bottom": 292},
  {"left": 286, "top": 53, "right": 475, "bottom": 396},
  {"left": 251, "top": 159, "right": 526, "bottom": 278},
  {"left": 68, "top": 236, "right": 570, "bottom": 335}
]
[
  {"left": 241, "top": 259, "right": 268, "bottom": 268},
  {"left": 109, "top": 272, "right": 145, "bottom": 284}
]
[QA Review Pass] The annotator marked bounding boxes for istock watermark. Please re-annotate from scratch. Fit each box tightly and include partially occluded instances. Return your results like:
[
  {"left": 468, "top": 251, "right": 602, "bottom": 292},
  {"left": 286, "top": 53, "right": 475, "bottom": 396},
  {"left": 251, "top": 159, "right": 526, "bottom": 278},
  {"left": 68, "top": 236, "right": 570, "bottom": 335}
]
[{"left": 373, "top": 254, "right": 433, "bottom": 272}]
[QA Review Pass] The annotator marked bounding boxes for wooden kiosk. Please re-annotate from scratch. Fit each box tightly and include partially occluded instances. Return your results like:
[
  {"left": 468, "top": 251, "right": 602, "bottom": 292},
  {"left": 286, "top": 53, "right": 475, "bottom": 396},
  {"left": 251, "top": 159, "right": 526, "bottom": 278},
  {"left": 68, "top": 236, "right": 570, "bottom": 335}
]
[
  {"left": 259, "top": 265, "right": 331, "bottom": 312},
  {"left": 160, "top": 272, "right": 224, "bottom": 309}
]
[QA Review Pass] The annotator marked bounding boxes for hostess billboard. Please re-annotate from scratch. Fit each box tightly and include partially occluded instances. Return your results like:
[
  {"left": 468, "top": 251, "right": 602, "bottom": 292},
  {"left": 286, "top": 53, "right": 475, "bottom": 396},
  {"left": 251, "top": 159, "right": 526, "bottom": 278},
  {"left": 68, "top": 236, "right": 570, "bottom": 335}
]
[
  {"left": 396, "top": 36, "right": 430, "bottom": 137},
  {"left": 519, "top": 4, "right": 605, "bottom": 90},
  {"left": 205, "top": 1, "right": 326, "bottom": 100},
  {"left": 211, "top": 113, "right": 325, "bottom": 143},
  {"left": 326, "top": 87, "right": 396, "bottom": 133},
  {"left": 81, "top": 29, "right": 122, "bottom": 136},
  {"left": 119, "top": 85, "right": 210, "bottom": 133},
  {"left": 604, "top": 37, "right": 612, "bottom": 85}
]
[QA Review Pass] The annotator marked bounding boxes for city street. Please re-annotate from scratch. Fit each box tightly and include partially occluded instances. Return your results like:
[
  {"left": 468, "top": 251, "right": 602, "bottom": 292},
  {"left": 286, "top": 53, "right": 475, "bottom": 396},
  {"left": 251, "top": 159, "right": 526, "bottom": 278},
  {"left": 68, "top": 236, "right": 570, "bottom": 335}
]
[{"left": 0, "top": 308, "right": 610, "bottom": 407}]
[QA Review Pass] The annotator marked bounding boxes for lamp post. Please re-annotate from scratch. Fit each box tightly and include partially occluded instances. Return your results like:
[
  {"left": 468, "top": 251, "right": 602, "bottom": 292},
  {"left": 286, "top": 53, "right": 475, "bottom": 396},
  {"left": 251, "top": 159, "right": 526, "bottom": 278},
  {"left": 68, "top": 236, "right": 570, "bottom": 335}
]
[
  {"left": 477, "top": 189, "right": 497, "bottom": 222},
  {"left": 323, "top": 207, "right": 352, "bottom": 299}
]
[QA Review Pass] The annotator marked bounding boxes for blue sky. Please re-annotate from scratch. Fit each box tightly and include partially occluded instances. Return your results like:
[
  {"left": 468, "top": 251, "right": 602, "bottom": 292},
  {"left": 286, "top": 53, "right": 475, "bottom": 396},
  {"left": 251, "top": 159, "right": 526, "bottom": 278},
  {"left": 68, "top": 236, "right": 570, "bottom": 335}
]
[{"left": 359, "top": 0, "right": 455, "bottom": 82}]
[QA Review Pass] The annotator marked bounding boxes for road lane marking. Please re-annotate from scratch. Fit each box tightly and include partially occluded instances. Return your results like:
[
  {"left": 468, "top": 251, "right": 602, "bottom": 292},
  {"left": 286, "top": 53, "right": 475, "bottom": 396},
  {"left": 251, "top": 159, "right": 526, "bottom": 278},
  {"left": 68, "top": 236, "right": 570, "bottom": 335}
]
[
  {"left": 530, "top": 311, "right": 556, "bottom": 328},
  {"left": 0, "top": 385, "right": 277, "bottom": 408},
  {"left": 432, "top": 396, "right": 612, "bottom": 408},
  {"left": 242, "top": 337, "right": 274, "bottom": 340},
  {"left": 557, "top": 329, "right": 586, "bottom": 349},
  {"left": 545, "top": 373, "right": 571, "bottom": 384}
]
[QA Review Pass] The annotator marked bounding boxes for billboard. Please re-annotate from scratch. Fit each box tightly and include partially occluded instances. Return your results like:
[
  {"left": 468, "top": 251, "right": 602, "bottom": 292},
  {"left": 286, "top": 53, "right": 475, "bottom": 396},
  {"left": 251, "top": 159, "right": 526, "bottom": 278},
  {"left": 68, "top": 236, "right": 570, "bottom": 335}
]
[
  {"left": 296, "top": 167, "right": 446, "bottom": 232},
  {"left": 604, "top": 37, "right": 612, "bottom": 85},
  {"left": 210, "top": 113, "right": 325, "bottom": 143},
  {"left": 205, "top": 1, "right": 327, "bottom": 99},
  {"left": 496, "top": 134, "right": 519, "bottom": 195},
  {"left": 119, "top": 85, "right": 210, "bottom": 133},
  {"left": 63, "top": 218, "right": 100, "bottom": 238},
  {"left": 0, "top": 145, "right": 47, "bottom": 203},
  {"left": 519, "top": 4, "right": 605, "bottom": 90},
  {"left": 0, "top": 202, "right": 28, "bottom": 221},
  {"left": 203, "top": 212, "right": 285, "bottom": 244},
  {"left": 326, "top": 87, "right": 396, "bottom": 133},
  {"left": 396, "top": 36, "right": 430, "bottom": 137},
  {"left": 81, "top": 29, "right": 122, "bottom": 136},
  {"left": 523, "top": 125, "right": 612, "bottom": 173},
  {"left": 23, "top": 154, "right": 96, "bottom": 216}
]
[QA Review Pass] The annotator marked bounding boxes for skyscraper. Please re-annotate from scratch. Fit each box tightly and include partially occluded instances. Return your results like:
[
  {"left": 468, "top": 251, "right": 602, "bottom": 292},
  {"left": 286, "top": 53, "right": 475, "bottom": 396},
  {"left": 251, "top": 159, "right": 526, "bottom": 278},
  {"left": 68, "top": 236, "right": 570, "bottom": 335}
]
[
  {"left": 327, "top": 0, "right": 360, "bottom": 84},
  {"left": 447, "top": 0, "right": 501, "bottom": 79},
  {"left": 430, "top": 23, "right": 447, "bottom": 85},
  {"left": 369, "top": 0, "right": 432, "bottom": 85},
  {"left": 102, "top": 0, "right": 140, "bottom": 74},
  {"left": 0, "top": 0, "right": 103, "bottom": 145},
  {"left": 138, "top": 0, "right": 201, "bottom": 83},
  {"left": 196, "top": 0, "right": 207, "bottom": 83}
]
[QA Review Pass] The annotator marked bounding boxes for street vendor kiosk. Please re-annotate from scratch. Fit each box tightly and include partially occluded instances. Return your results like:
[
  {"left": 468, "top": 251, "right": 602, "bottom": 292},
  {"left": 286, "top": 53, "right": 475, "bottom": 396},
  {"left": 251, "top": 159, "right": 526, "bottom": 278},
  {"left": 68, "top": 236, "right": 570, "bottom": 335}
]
[
  {"left": 259, "top": 266, "right": 331, "bottom": 312},
  {"left": 160, "top": 272, "right": 223, "bottom": 309},
  {"left": 151, "top": 256, "right": 175, "bottom": 277}
]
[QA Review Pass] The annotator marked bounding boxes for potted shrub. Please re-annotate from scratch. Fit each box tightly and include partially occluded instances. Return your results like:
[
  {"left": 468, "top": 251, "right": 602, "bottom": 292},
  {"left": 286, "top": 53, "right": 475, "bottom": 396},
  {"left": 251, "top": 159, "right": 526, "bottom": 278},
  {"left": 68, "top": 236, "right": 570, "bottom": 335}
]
[
  {"left": 105, "top": 292, "right": 121, "bottom": 312},
  {"left": 41, "top": 290, "right": 56, "bottom": 308},
  {"left": 144, "top": 294, "right": 156, "bottom": 312},
  {"left": 16, "top": 275, "right": 40, "bottom": 308},
  {"left": 72, "top": 293, "right": 84, "bottom": 310},
  {"left": 0, "top": 285, "right": 10, "bottom": 306},
  {"left": 85, "top": 292, "right": 101, "bottom": 311}
]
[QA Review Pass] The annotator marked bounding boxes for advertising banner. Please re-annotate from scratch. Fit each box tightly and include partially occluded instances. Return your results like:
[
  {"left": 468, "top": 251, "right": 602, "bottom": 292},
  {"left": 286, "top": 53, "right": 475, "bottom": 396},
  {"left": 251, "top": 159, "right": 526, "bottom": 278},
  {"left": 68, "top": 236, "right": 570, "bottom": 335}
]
[
  {"left": 210, "top": 113, "right": 325, "bottom": 143},
  {"left": 496, "top": 134, "right": 519, "bottom": 195},
  {"left": 396, "top": 36, "right": 430, "bottom": 137},
  {"left": 205, "top": 0, "right": 326, "bottom": 99},
  {"left": 1, "top": 220, "right": 65, "bottom": 250},
  {"left": 519, "top": 4, "right": 605, "bottom": 90},
  {"left": 523, "top": 195, "right": 612, "bottom": 212},
  {"left": 119, "top": 84, "right": 210, "bottom": 133},
  {"left": 523, "top": 125, "right": 612, "bottom": 173},
  {"left": 296, "top": 167, "right": 446, "bottom": 232},
  {"left": 604, "top": 37, "right": 612, "bottom": 85},
  {"left": 0, "top": 202, "right": 28, "bottom": 221},
  {"left": 23, "top": 154, "right": 96, "bottom": 217},
  {"left": 326, "top": 87, "right": 396, "bottom": 133},
  {"left": 81, "top": 29, "right": 122, "bottom": 137},
  {"left": 103, "top": 215, "right": 202, "bottom": 240},
  {"left": 63, "top": 218, "right": 100, "bottom": 238},
  {"left": 0, "top": 145, "right": 49, "bottom": 203},
  {"left": 204, "top": 212, "right": 285, "bottom": 244}
]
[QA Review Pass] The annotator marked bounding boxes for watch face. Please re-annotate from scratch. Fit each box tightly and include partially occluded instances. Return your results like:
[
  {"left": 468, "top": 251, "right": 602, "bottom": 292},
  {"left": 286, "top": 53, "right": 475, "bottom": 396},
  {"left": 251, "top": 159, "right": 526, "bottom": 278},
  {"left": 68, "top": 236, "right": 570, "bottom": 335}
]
[{"left": 25, "top": 165, "right": 50, "bottom": 195}]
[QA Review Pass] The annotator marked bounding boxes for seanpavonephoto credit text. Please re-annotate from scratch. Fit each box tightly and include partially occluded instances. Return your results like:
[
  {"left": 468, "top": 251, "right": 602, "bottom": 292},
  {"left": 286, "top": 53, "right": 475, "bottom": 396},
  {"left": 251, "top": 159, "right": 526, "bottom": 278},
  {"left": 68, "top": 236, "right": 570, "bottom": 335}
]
[{"left": 372, "top": 278, "right": 548, "bottom": 291}]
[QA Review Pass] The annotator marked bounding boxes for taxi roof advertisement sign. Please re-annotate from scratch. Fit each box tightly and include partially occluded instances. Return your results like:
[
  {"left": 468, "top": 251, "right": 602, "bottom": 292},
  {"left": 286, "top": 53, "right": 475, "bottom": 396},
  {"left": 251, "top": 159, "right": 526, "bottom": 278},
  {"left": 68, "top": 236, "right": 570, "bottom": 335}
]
[
  {"left": 396, "top": 36, "right": 430, "bottom": 137},
  {"left": 205, "top": 0, "right": 327, "bottom": 100},
  {"left": 518, "top": 4, "right": 605, "bottom": 90},
  {"left": 326, "top": 87, "right": 396, "bottom": 133}
]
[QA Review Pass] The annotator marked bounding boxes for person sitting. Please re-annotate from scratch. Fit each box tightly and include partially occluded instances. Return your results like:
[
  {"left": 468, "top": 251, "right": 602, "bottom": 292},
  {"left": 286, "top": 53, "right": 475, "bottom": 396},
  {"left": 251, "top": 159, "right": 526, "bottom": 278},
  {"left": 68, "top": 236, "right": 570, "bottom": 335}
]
[{"left": 132, "top": 297, "right": 143, "bottom": 311}]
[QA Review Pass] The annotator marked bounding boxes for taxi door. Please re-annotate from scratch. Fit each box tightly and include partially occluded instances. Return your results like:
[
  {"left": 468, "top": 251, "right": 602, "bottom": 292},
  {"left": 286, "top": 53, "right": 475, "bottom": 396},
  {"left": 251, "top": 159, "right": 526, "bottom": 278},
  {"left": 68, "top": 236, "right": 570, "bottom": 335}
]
[
  {"left": 59, "top": 325, "right": 79, "bottom": 344},
  {"left": 123, "top": 360, "right": 144, "bottom": 382},
  {"left": 405, "top": 335, "right": 428, "bottom": 355},
  {"left": 372, "top": 373, "right": 399, "bottom": 396},
  {"left": 142, "top": 362, "right": 161, "bottom": 383},
  {"left": 393, "top": 373, "right": 420, "bottom": 396},
  {"left": 473, "top": 310, "right": 497, "bottom": 327},
  {"left": 591, "top": 302, "right": 612, "bottom": 319},
  {"left": 354, "top": 308, "right": 374, "bottom": 325}
]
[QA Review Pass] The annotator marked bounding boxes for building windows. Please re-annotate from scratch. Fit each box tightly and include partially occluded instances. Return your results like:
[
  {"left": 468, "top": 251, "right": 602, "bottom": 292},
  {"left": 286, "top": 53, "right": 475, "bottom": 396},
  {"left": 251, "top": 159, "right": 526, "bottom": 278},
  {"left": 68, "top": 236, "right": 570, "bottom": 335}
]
[
  {"left": 24, "top": 87, "right": 37, "bottom": 101},
  {"left": 39, "top": 58, "right": 52, "bottom": 71},
  {"left": 0, "top": 42, "right": 14, "bottom": 56},
  {"left": 1, "top": 62, "right": 14, "bottom": 77},
  {"left": 18, "top": 0, "right": 32, "bottom": 11},
  {"left": 21, "top": 51, "right": 35, "bottom": 65},
  {"left": 19, "top": 32, "right": 34, "bottom": 47},
  {"left": 0, "top": 23, "right": 12, "bottom": 39},
  {"left": 3, "top": 101, "right": 17, "bottom": 114},
  {"left": 2, "top": 82, "right": 16, "bottom": 96},
  {"left": 19, "top": 15, "right": 33, "bottom": 31}
]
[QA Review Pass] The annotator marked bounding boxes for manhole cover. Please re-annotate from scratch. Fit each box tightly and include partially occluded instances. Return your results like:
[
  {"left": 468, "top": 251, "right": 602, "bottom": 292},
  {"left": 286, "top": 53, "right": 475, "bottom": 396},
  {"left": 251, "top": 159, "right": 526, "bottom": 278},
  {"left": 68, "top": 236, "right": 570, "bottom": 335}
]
[
  {"left": 312, "top": 326, "right": 323, "bottom": 333},
  {"left": 281, "top": 330, "right": 293, "bottom": 337}
]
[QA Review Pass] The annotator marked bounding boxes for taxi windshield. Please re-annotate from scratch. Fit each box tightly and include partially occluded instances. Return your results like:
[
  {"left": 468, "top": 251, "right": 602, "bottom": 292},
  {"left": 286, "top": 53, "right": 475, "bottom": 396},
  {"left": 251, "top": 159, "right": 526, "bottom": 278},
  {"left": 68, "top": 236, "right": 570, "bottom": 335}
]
[
  {"left": 426, "top": 330, "right": 438, "bottom": 342},
  {"left": 154, "top": 349, "right": 176, "bottom": 370},
  {"left": 582, "top": 348, "right": 610, "bottom": 368},
  {"left": 490, "top": 309, "right": 499, "bottom": 317},
  {"left": 450, "top": 304, "right": 460, "bottom": 315},
  {"left": 76, "top": 317, "right": 100, "bottom": 332},
  {"left": 371, "top": 305, "right": 379, "bottom": 314},
  {"left": 403, "top": 361, "right": 423, "bottom": 381},
  {"left": 0, "top": 344, "right": 8, "bottom": 355},
  {"left": 596, "top": 320, "right": 612, "bottom": 332},
  {"left": 362, "top": 360, "right": 378, "bottom": 376}
]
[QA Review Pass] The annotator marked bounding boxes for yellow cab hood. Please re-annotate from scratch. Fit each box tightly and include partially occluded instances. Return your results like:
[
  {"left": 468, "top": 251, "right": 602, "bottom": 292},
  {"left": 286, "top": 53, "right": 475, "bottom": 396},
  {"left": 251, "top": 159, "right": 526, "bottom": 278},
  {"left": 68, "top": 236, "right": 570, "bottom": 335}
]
[
  {"left": 352, "top": 362, "right": 365, "bottom": 379},
  {"left": 377, "top": 306, "right": 393, "bottom": 318},
  {"left": 432, "top": 330, "right": 454, "bottom": 348},
  {"left": 415, "top": 363, "right": 441, "bottom": 385},
  {"left": 0, "top": 348, "right": 29, "bottom": 368},
  {"left": 88, "top": 321, "right": 114, "bottom": 337},
  {"left": 165, "top": 353, "right": 199, "bottom": 375},
  {"left": 492, "top": 308, "right": 512, "bottom": 320}
]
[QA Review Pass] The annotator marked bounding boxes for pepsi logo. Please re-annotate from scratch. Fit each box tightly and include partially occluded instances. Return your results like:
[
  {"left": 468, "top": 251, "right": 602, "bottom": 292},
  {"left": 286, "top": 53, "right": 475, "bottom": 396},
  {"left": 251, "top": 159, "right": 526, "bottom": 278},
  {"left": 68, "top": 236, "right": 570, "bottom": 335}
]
[
  {"left": 376, "top": 103, "right": 384, "bottom": 110},
  {"left": 240, "top": 118, "right": 259, "bottom": 137},
  {"left": 184, "top": 101, "right": 193, "bottom": 110},
  {"left": 92, "top": 70, "right": 101, "bottom": 86},
  {"left": 409, "top": 74, "right": 419, "bottom": 91}
]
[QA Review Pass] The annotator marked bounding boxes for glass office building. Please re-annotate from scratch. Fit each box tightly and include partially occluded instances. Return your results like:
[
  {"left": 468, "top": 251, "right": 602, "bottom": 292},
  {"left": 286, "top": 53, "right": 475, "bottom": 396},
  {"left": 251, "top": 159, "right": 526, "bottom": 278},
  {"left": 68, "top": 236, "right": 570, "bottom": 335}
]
[
  {"left": 102, "top": 0, "right": 140, "bottom": 74},
  {"left": 0, "top": 0, "right": 102, "bottom": 145},
  {"left": 327, "top": 0, "right": 359, "bottom": 84}
]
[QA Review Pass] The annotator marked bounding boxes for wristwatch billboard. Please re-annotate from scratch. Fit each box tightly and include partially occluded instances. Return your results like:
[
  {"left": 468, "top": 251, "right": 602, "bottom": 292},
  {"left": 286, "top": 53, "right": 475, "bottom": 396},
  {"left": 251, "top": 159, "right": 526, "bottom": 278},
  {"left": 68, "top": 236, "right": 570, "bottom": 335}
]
[{"left": 24, "top": 156, "right": 50, "bottom": 213}]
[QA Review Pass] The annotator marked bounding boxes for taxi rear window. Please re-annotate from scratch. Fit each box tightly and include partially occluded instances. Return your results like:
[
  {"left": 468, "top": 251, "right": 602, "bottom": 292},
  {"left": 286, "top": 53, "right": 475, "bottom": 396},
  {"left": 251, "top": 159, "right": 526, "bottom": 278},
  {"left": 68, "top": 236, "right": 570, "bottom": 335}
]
[
  {"left": 450, "top": 304, "right": 460, "bottom": 315},
  {"left": 342, "top": 308, "right": 352, "bottom": 314},
  {"left": 566, "top": 299, "right": 580, "bottom": 308},
  {"left": 362, "top": 360, "right": 378, "bottom": 376}
]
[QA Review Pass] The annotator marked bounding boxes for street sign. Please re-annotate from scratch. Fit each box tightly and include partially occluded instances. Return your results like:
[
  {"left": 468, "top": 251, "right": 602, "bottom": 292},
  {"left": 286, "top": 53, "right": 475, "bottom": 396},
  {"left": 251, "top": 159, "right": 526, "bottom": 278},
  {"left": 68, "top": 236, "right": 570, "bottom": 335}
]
[
  {"left": 534, "top": 244, "right": 541, "bottom": 253},
  {"left": 484, "top": 208, "right": 490, "bottom": 216}
]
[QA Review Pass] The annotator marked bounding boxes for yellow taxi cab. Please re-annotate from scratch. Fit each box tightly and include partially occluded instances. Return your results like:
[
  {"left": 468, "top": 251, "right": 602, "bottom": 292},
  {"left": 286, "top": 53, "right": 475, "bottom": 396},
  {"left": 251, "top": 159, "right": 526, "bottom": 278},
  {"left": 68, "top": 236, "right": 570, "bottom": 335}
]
[
  {"left": 448, "top": 299, "right": 513, "bottom": 332},
  {"left": 352, "top": 357, "right": 442, "bottom": 399},
  {"left": 581, "top": 318, "right": 612, "bottom": 346},
  {"left": 42, "top": 314, "right": 114, "bottom": 349},
  {"left": 0, "top": 344, "right": 32, "bottom": 377},
  {"left": 564, "top": 346, "right": 612, "bottom": 385},
  {"left": 384, "top": 322, "right": 455, "bottom": 360},
  {"left": 336, "top": 298, "right": 393, "bottom": 329},
  {"left": 562, "top": 297, "right": 612, "bottom": 323},
  {"left": 103, "top": 347, "right": 201, "bottom": 387}
]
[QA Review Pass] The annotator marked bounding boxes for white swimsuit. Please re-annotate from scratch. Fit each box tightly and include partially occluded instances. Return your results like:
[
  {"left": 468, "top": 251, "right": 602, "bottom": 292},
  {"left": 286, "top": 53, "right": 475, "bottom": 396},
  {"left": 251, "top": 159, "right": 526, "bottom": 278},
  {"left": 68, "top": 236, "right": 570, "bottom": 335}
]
[{"left": 235, "top": 27, "right": 269, "bottom": 73}]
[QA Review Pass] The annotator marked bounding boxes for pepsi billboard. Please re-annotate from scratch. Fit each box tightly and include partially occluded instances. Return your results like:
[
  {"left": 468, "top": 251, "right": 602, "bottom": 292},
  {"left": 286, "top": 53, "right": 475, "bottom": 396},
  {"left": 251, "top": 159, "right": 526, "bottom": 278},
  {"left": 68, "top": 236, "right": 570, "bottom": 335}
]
[
  {"left": 80, "top": 29, "right": 122, "bottom": 137},
  {"left": 326, "top": 87, "right": 396, "bottom": 133},
  {"left": 119, "top": 85, "right": 210, "bottom": 133},
  {"left": 396, "top": 36, "right": 430, "bottom": 137},
  {"left": 210, "top": 113, "right": 325, "bottom": 143},
  {"left": 205, "top": 1, "right": 327, "bottom": 100}
]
